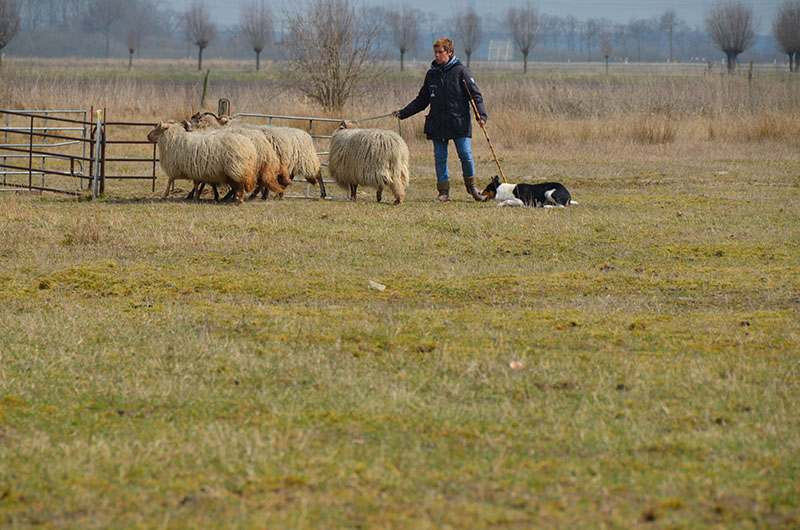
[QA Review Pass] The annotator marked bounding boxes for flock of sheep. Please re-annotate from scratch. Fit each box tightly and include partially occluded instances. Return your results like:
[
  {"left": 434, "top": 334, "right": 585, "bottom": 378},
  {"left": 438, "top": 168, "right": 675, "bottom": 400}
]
[{"left": 146, "top": 113, "right": 410, "bottom": 205}]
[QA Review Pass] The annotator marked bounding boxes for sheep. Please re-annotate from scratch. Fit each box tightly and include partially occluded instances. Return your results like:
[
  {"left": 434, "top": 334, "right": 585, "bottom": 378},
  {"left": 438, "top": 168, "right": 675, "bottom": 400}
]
[
  {"left": 189, "top": 112, "right": 326, "bottom": 198},
  {"left": 183, "top": 120, "right": 289, "bottom": 201},
  {"left": 327, "top": 121, "right": 410, "bottom": 204},
  {"left": 146, "top": 121, "right": 257, "bottom": 204}
]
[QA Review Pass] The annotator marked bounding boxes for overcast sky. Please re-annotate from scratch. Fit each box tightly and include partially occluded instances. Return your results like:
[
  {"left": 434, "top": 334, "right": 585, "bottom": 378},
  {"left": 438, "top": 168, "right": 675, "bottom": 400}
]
[{"left": 168, "top": 0, "right": 781, "bottom": 31}]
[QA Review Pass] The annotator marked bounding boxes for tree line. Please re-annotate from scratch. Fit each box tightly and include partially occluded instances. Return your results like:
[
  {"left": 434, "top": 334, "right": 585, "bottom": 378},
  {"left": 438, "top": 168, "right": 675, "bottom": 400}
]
[{"left": 1, "top": 0, "right": 799, "bottom": 105}]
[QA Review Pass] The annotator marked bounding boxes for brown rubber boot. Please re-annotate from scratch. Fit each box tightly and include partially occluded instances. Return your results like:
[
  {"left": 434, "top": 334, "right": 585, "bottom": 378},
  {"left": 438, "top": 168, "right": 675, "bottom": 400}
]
[
  {"left": 434, "top": 181, "right": 450, "bottom": 202},
  {"left": 464, "top": 176, "right": 484, "bottom": 202}
]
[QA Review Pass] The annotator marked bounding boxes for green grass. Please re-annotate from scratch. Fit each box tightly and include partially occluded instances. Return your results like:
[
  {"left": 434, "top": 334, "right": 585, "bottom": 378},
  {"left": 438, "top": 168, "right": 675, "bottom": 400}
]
[{"left": 1, "top": 149, "right": 799, "bottom": 528}]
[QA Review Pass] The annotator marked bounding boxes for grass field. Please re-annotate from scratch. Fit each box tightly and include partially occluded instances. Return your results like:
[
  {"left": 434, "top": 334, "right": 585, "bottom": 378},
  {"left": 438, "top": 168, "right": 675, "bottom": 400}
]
[{"left": 1, "top": 60, "right": 799, "bottom": 528}]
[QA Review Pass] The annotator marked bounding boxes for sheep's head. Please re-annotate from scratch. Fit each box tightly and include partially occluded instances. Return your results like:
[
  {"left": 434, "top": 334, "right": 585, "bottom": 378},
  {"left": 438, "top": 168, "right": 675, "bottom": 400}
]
[
  {"left": 146, "top": 121, "right": 176, "bottom": 142},
  {"left": 189, "top": 111, "right": 226, "bottom": 130},
  {"left": 338, "top": 120, "right": 359, "bottom": 130}
]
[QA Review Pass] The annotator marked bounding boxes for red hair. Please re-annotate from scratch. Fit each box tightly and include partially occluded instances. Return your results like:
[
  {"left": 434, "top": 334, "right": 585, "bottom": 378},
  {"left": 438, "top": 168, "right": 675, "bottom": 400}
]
[{"left": 433, "top": 37, "right": 454, "bottom": 54}]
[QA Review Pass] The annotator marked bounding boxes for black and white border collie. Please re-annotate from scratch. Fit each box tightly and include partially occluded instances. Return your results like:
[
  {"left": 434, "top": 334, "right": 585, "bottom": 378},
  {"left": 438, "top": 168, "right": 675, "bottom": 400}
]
[{"left": 481, "top": 175, "right": 577, "bottom": 207}]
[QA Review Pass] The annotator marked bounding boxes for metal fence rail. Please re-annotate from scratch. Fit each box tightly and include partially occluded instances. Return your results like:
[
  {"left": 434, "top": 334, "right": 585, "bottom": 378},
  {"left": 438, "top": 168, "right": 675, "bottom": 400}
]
[{"left": 1, "top": 110, "right": 91, "bottom": 195}]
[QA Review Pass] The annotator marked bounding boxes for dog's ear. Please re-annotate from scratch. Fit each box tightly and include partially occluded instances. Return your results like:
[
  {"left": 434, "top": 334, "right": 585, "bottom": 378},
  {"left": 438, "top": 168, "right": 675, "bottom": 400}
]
[{"left": 493, "top": 175, "right": 500, "bottom": 186}]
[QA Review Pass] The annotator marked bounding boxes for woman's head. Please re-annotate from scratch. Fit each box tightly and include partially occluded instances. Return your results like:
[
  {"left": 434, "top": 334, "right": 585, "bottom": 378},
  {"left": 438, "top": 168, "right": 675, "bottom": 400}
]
[{"left": 433, "top": 37, "right": 454, "bottom": 65}]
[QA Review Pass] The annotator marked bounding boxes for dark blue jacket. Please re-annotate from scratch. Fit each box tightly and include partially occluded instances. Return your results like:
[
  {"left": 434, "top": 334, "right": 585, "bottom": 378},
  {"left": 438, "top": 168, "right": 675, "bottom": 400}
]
[{"left": 397, "top": 56, "right": 487, "bottom": 141}]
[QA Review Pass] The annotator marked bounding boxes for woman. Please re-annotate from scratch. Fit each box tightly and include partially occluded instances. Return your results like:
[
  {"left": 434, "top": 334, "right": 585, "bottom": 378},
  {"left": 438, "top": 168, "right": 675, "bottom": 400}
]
[{"left": 393, "top": 37, "right": 487, "bottom": 202}]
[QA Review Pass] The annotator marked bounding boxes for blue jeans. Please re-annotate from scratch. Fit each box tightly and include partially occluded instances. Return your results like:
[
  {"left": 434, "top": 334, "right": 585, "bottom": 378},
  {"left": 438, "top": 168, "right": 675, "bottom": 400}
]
[{"left": 433, "top": 137, "right": 475, "bottom": 183}]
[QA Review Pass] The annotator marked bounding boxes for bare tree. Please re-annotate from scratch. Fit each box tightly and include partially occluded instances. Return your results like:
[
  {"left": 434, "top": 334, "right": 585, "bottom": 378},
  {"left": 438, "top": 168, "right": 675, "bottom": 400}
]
[
  {"left": 705, "top": 0, "right": 758, "bottom": 73},
  {"left": 627, "top": 17, "right": 649, "bottom": 62},
  {"left": 387, "top": 5, "right": 420, "bottom": 71},
  {"left": 123, "top": 0, "right": 165, "bottom": 59},
  {"left": 601, "top": 32, "right": 612, "bottom": 73},
  {"left": 185, "top": 2, "right": 216, "bottom": 71},
  {"left": 659, "top": 9, "right": 679, "bottom": 62},
  {"left": 506, "top": 1, "right": 540, "bottom": 73},
  {"left": 281, "top": 0, "right": 382, "bottom": 111},
  {"left": 452, "top": 8, "right": 482, "bottom": 67},
  {"left": 0, "top": 0, "right": 21, "bottom": 68},
  {"left": 239, "top": 0, "right": 273, "bottom": 71},
  {"left": 773, "top": 0, "right": 800, "bottom": 72},
  {"left": 564, "top": 14, "right": 578, "bottom": 53},
  {"left": 82, "top": 0, "right": 125, "bottom": 58},
  {"left": 583, "top": 18, "right": 600, "bottom": 60},
  {"left": 126, "top": 28, "right": 136, "bottom": 69}
]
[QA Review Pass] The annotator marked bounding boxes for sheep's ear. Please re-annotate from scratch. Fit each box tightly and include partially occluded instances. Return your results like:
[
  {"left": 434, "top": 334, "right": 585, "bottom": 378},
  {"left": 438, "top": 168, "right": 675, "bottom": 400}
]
[{"left": 181, "top": 120, "right": 193, "bottom": 131}]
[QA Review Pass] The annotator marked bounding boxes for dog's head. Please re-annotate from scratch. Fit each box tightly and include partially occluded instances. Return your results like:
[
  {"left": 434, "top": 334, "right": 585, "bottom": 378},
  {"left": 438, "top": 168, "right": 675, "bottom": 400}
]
[{"left": 480, "top": 175, "right": 502, "bottom": 201}]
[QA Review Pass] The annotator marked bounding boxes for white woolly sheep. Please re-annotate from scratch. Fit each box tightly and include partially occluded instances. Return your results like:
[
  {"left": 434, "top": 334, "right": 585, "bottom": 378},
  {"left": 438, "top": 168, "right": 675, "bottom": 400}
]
[
  {"left": 328, "top": 122, "right": 410, "bottom": 204},
  {"left": 146, "top": 121, "right": 257, "bottom": 204},
  {"left": 190, "top": 112, "right": 326, "bottom": 198},
  {"left": 184, "top": 120, "right": 289, "bottom": 200}
]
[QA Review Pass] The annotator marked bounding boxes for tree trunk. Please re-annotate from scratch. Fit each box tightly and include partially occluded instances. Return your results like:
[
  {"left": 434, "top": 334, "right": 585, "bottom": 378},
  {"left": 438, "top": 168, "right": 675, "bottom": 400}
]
[
  {"left": 726, "top": 51, "right": 737, "bottom": 73},
  {"left": 605, "top": 56, "right": 609, "bottom": 75},
  {"left": 128, "top": 50, "right": 133, "bottom": 70},
  {"left": 256, "top": 50, "right": 261, "bottom": 71},
  {"left": 198, "top": 47, "right": 204, "bottom": 71},
  {"left": 523, "top": 52, "right": 528, "bottom": 73},
  {"left": 466, "top": 52, "right": 471, "bottom": 67},
  {"left": 400, "top": 51, "right": 404, "bottom": 72}
]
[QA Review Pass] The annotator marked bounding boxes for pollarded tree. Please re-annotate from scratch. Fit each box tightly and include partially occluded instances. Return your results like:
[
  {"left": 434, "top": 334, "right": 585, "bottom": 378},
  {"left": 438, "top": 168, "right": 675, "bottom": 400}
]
[
  {"left": 240, "top": 0, "right": 273, "bottom": 71},
  {"left": 185, "top": 2, "right": 216, "bottom": 71},
  {"left": 387, "top": 4, "right": 420, "bottom": 72},
  {"left": 281, "top": 0, "right": 382, "bottom": 111},
  {"left": 601, "top": 32, "right": 612, "bottom": 74},
  {"left": 452, "top": 8, "right": 482, "bottom": 67},
  {"left": 773, "top": 0, "right": 800, "bottom": 72},
  {"left": 0, "top": 0, "right": 21, "bottom": 69},
  {"left": 705, "top": 0, "right": 758, "bottom": 73},
  {"left": 506, "top": 1, "right": 540, "bottom": 73}
]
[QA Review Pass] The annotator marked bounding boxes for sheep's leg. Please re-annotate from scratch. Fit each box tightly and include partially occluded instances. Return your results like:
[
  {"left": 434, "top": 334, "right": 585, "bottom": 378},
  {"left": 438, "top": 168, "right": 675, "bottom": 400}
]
[
  {"left": 318, "top": 177, "right": 327, "bottom": 198},
  {"left": 190, "top": 182, "right": 206, "bottom": 201},
  {"left": 248, "top": 185, "right": 262, "bottom": 201},
  {"left": 211, "top": 184, "right": 220, "bottom": 202},
  {"left": 349, "top": 184, "right": 357, "bottom": 201},
  {"left": 234, "top": 184, "right": 246, "bottom": 204},
  {"left": 389, "top": 181, "right": 405, "bottom": 205},
  {"left": 220, "top": 188, "right": 236, "bottom": 203},
  {"left": 376, "top": 188, "right": 382, "bottom": 203},
  {"left": 162, "top": 178, "right": 174, "bottom": 198}
]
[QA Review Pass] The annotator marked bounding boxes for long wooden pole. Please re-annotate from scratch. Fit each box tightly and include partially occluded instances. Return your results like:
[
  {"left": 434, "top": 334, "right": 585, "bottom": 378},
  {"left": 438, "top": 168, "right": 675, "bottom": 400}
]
[{"left": 463, "top": 80, "right": 507, "bottom": 183}]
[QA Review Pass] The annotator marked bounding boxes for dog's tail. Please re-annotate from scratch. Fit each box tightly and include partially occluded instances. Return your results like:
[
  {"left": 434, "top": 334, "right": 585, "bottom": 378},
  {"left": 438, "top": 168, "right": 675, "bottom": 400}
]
[{"left": 569, "top": 200, "right": 579, "bottom": 205}]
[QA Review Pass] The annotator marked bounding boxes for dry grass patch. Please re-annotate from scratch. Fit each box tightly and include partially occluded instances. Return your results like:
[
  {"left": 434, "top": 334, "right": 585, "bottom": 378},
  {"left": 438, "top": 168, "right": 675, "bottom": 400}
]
[{"left": 1, "top": 62, "right": 800, "bottom": 528}]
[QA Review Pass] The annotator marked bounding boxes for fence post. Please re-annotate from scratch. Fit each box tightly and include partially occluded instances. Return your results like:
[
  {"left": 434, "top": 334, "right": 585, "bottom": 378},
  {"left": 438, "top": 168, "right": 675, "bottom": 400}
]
[{"left": 92, "top": 109, "right": 103, "bottom": 198}]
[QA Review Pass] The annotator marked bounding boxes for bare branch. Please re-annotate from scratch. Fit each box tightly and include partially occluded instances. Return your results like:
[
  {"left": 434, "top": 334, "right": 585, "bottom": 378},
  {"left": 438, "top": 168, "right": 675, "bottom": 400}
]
[
  {"left": 281, "top": 0, "right": 382, "bottom": 111},
  {"left": 0, "top": 0, "right": 21, "bottom": 61}
]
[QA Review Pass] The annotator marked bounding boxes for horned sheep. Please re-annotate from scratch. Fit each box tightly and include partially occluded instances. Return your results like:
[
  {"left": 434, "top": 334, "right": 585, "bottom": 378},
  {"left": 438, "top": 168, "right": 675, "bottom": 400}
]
[
  {"left": 146, "top": 121, "right": 257, "bottom": 204},
  {"left": 190, "top": 112, "right": 326, "bottom": 198},
  {"left": 328, "top": 122, "right": 410, "bottom": 204}
]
